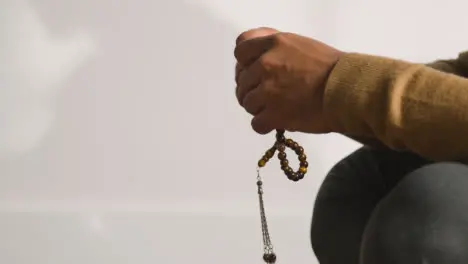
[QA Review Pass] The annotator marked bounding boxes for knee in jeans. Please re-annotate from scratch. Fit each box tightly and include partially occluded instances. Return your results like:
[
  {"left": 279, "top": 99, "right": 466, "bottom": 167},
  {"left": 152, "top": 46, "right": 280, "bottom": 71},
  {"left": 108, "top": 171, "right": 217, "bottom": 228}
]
[
  {"left": 360, "top": 162, "right": 468, "bottom": 263},
  {"left": 361, "top": 208, "right": 468, "bottom": 263}
]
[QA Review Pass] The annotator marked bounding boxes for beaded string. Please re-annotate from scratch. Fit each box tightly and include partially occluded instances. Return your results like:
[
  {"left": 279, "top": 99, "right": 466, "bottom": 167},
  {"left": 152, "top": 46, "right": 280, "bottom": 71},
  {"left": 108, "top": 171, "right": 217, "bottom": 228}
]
[{"left": 256, "top": 129, "right": 308, "bottom": 263}]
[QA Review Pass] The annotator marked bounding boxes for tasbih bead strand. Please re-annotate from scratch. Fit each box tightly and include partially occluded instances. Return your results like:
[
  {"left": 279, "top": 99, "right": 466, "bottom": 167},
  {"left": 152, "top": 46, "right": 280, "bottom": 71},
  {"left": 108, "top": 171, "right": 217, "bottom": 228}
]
[
  {"left": 257, "top": 130, "right": 309, "bottom": 181},
  {"left": 258, "top": 147, "right": 276, "bottom": 168},
  {"left": 255, "top": 129, "right": 309, "bottom": 264}
]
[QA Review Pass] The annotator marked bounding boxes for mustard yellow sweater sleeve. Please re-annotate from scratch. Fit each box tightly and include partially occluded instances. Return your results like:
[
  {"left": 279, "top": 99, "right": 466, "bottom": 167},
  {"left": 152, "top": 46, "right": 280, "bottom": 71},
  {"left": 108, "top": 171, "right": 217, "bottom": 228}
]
[{"left": 324, "top": 52, "right": 468, "bottom": 162}]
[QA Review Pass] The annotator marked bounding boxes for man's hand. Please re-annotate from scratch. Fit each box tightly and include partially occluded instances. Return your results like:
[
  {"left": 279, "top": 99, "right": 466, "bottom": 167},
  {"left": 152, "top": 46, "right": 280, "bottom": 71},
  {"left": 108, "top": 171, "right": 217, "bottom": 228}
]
[{"left": 234, "top": 27, "right": 343, "bottom": 134}]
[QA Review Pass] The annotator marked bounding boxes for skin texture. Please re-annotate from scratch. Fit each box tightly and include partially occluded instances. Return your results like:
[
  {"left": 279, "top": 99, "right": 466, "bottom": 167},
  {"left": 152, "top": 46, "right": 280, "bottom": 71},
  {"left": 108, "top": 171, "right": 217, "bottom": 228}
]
[{"left": 234, "top": 27, "right": 343, "bottom": 134}]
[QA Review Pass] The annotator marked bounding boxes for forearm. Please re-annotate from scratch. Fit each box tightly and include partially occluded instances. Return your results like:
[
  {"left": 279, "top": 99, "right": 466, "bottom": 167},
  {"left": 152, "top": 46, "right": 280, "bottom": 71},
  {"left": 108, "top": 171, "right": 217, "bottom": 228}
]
[
  {"left": 324, "top": 53, "right": 468, "bottom": 162},
  {"left": 345, "top": 53, "right": 468, "bottom": 149}
]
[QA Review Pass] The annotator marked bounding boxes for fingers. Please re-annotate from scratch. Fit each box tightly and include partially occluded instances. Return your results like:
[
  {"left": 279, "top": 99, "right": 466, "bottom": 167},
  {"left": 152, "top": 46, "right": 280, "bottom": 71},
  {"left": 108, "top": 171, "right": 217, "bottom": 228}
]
[
  {"left": 234, "top": 36, "right": 273, "bottom": 67},
  {"left": 236, "top": 58, "right": 264, "bottom": 106},
  {"left": 235, "top": 63, "right": 242, "bottom": 84},
  {"left": 234, "top": 28, "right": 279, "bottom": 66},
  {"left": 242, "top": 85, "right": 265, "bottom": 115},
  {"left": 251, "top": 111, "right": 275, "bottom": 135},
  {"left": 234, "top": 27, "right": 281, "bottom": 135}
]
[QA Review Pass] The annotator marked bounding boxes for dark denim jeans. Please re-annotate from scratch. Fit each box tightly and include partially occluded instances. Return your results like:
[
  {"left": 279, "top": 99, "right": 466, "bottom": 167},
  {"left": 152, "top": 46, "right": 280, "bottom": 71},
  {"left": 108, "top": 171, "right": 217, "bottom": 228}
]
[{"left": 311, "top": 146, "right": 468, "bottom": 264}]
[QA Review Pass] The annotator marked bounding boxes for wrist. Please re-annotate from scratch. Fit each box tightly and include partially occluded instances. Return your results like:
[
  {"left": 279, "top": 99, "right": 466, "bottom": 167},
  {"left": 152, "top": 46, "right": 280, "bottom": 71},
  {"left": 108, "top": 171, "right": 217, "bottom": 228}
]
[{"left": 320, "top": 50, "right": 346, "bottom": 133}]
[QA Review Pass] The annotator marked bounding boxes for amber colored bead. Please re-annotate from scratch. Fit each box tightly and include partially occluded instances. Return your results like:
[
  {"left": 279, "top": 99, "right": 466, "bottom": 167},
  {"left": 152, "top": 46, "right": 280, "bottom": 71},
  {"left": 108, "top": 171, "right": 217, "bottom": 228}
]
[
  {"left": 299, "top": 167, "right": 307, "bottom": 174},
  {"left": 299, "top": 154, "right": 307, "bottom": 162},
  {"left": 295, "top": 146, "right": 304, "bottom": 154},
  {"left": 282, "top": 166, "right": 293, "bottom": 174},
  {"left": 276, "top": 132, "right": 285, "bottom": 142},
  {"left": 265, "top": 149, "right": 275, "bottom": 158},
  {"left": 300, "top": 161, "right": 309, "bottom": 168},
  {"left": 258, "top": 159, "right": 266, "bottom": 167},
  {"left": 287, "top": 172, "right": 297, "bottom": 181},
  {"left": 277, "top": 144, "right": 285, "bottom": 151},
  {"left": 278, "top": 152, "right": 287, "bottom": 160},
  {"left": 280, "top": 159, "right": 289, "bottom": 166},
  {"left": 285, "top": 139, "right": 294, "bottom": 147},
  {"left": 297, "top": 172, "right": 305, "bottom": 180},
  {"left": 292, "top": 142, "right": 299, "bottom": 149}
]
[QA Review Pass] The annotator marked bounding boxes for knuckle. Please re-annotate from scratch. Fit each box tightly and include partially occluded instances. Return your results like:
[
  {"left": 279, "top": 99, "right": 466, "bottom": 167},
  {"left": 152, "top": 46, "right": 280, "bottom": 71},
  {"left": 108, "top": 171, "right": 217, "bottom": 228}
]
[
  {"left": 258, "top": 54, "right": 274, "bottom": 70},
  {"left": 235, "top": 86, "right": 240, "bottom": 100},
  {"left": 233, "top": 45, "right": 243, "bottom": 61},
  {"left": 271, "top": 32, "right": 289, "bottom": 45},
  {"left": 235, "top": 64, "right": 243, "bottom": 84},
  {"left": 237, "top": 69, "right": 248, "bottom": 86}
]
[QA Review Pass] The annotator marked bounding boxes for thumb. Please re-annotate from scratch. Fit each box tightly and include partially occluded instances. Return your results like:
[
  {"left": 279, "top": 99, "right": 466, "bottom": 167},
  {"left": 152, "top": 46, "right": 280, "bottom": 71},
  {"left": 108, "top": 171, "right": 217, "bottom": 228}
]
[{"left": 236, "top": 27, "right": 279, "bottom": 44}]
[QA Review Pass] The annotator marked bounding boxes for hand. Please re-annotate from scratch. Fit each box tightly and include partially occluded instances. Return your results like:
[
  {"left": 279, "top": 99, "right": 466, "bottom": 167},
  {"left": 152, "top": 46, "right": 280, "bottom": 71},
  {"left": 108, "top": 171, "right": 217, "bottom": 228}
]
[{"left": 234, "top": 27, "right": 343, "bottom": 134}]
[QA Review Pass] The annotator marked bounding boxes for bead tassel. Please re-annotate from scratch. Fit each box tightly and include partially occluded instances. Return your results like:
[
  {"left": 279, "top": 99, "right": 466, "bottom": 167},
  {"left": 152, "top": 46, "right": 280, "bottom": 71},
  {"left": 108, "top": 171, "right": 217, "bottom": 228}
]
[{"left": 256, "top": 129, "right": 308, "bottom": 263}]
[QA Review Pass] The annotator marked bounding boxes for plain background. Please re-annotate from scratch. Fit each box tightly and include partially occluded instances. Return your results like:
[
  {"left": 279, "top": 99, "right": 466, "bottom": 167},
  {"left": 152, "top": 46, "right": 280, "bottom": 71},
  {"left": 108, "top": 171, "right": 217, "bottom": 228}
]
[{"left": 0, "top": 0, "right": 467, "bottom": 263}]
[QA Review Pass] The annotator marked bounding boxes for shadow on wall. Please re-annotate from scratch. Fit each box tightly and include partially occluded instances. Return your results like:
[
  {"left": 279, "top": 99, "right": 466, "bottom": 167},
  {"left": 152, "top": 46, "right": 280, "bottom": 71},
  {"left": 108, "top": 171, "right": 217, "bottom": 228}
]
[
  {"left": 0, "top": 0, "right": 245, "bottom": 203},
  {"left": 0, "top": 1, "right": 97, "bottom": 156}
]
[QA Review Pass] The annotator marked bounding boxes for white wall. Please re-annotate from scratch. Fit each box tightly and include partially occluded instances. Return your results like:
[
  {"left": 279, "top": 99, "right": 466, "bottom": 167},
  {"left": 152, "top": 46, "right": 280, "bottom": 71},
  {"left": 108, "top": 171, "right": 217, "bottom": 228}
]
[{"left": 0, "top": 0, "right": 466, "bottom": 263}]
